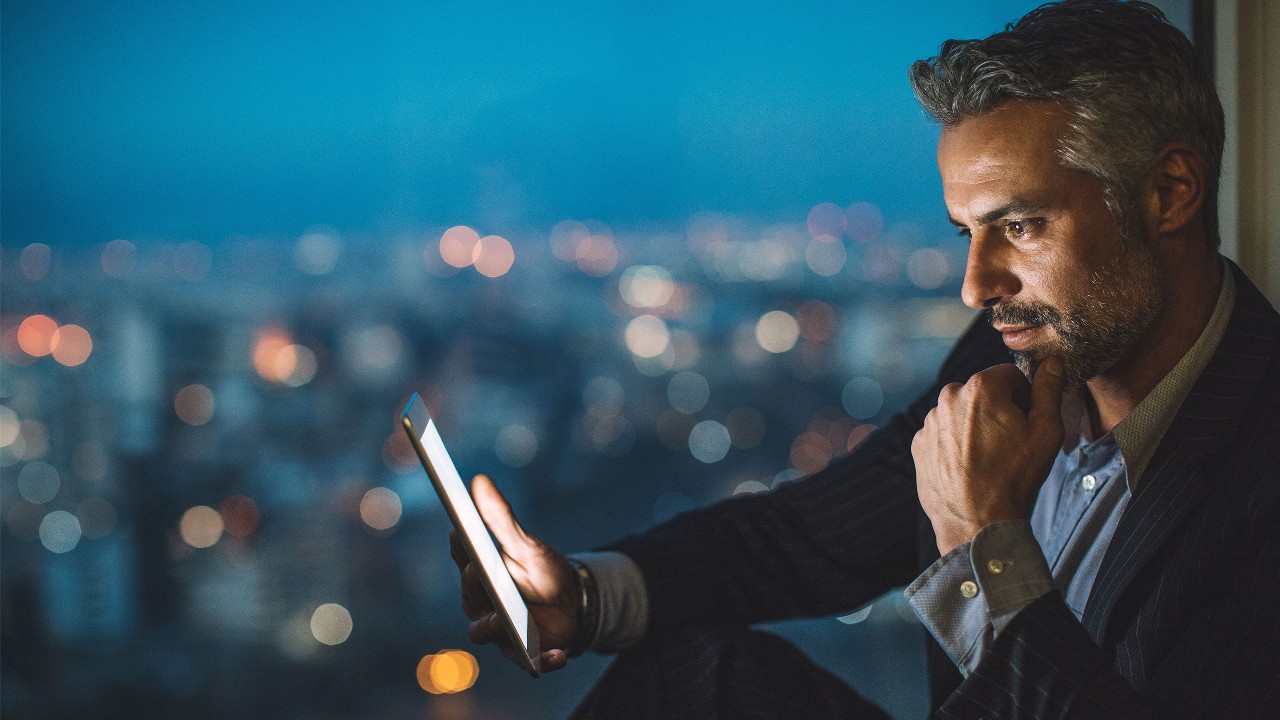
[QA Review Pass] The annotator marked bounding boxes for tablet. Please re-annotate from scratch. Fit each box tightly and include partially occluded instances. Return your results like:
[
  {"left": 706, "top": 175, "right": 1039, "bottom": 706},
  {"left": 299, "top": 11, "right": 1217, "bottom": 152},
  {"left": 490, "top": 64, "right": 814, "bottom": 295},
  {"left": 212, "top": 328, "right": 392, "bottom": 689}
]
[{"left": 400, "top": 393, "right": 540, "bottom": 676}]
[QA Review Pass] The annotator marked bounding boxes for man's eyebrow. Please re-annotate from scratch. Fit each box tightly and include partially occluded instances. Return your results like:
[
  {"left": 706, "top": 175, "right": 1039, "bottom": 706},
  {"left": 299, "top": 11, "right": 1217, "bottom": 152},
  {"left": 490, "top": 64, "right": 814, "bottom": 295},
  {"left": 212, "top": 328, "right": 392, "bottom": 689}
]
[{"left": 947, "top": 198, "right": 1050, "bottom": 228}]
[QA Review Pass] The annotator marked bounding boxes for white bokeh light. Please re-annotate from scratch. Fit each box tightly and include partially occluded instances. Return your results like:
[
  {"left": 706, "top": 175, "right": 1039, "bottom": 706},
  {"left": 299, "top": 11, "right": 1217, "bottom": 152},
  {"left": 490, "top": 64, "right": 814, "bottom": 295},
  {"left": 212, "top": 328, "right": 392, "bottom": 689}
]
[
  {"left": 295, "top": 232, "right": 342, "bottom": 275},
  {"left": 688, "top": 420, "right": 731, "bottom": 463},
  {"left": 310, "top": 603, "right": 354, "bottom": 645},
  {"left": 625, "top": 315, "right": 670, "bottom": 359},
  {"left": 755, "top": 311, "right": 800, "bottom": 353},
  {"left": 39, "top": 510, "right": 82, "bottom": 553}
]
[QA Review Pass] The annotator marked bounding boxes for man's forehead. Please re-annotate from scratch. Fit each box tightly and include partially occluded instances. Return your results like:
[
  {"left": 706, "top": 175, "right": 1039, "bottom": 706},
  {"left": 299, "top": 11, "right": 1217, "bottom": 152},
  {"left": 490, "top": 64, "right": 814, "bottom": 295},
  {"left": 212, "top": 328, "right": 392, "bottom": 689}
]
[
  {"left": 937, "top": 100, "right": 1069, "bottom": 161},
  {"left": 936, "top": 100, "right": 1076, "bottom": 199}
]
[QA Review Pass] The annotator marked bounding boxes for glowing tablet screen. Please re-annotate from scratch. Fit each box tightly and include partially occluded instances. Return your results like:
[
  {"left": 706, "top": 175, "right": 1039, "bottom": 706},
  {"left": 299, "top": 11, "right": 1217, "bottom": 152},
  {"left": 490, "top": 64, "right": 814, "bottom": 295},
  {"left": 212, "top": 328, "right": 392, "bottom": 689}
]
[{"left": 403, "top": 395, "right": 530, "bottom": 652}]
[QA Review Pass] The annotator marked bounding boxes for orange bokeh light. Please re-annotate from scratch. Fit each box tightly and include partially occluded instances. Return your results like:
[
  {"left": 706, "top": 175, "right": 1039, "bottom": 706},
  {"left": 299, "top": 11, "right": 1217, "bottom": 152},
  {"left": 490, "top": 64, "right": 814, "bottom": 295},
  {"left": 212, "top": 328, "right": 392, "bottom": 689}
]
[
  {"left": 417, "top": 650, "right": 479, "bottom": 694},
  {"left": 252, "top": 328, "right": 297, "bottom": 383},
  {"left": 50, "top": 324, "right": 93, "bottom": 366},
  {"left": 796, "top": 300, "right": 836, "bottom": 342},
  {"left": 381, "top": 431, "right": 417, "bottom": 472},
  {"left": 221, "top": 495, "right": 261, "bottom": 538},
  {"left": 17, "top": 315, "right": 58, "bottom": 357},
  {"left": 789, "top": 431, "right": 833, "bottom": 474},
  {"left": 847, "top": 423, "right": 878, "bottom": 452},
  {"left": 174, "top": 384, "right": 215, "bottom": 426}
]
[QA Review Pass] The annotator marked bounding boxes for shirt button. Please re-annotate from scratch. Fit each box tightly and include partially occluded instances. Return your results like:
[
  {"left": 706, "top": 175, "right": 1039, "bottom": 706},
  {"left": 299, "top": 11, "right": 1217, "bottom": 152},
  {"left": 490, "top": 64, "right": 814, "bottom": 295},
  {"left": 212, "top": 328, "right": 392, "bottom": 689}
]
[
  {"left": 960, "top": 580, "right": 979, "bottom": 598},
  {"left": 987, "top": 559, "right": 1005, "bottom": 575},
  {"left": 1082, "top": 474, "right": 1097, "bottom": 491}
]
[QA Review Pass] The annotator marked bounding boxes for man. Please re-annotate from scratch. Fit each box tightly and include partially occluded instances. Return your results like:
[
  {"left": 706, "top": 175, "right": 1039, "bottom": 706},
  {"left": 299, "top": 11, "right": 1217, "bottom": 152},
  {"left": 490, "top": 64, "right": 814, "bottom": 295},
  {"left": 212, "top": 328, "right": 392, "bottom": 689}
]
[{"left": 452, "top": 1, "right": 1280, "bottom": 717}]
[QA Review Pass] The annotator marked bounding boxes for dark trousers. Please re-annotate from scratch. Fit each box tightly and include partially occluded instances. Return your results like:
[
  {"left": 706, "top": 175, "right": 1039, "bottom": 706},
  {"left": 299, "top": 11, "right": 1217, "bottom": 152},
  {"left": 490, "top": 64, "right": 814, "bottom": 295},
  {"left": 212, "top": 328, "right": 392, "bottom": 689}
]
[{"left": 570, "top": 627, "right": 893, "bottom": 720}]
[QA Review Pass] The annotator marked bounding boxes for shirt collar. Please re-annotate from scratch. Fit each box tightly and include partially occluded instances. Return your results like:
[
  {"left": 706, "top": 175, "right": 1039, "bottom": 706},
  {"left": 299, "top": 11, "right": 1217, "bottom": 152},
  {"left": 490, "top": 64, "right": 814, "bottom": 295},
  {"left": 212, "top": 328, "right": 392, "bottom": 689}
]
[{"left": 1060, "top": 258, "right": 1236, "bottom": 491}]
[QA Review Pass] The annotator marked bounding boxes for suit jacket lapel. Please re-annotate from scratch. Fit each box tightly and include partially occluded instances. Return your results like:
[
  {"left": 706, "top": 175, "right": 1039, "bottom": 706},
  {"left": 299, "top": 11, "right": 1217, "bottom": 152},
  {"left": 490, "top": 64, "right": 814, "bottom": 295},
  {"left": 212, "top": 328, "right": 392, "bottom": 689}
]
[{"left": 1082, "top": 263, "right": 1280, "bottom": 644}]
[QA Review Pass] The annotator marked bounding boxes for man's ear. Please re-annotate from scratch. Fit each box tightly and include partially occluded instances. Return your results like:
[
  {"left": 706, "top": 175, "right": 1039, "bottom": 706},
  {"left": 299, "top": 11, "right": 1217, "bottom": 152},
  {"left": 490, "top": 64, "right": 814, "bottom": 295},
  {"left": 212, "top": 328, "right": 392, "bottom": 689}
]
[{"left": 1150, "top": 142, "right": 1206, "bottom": 236}]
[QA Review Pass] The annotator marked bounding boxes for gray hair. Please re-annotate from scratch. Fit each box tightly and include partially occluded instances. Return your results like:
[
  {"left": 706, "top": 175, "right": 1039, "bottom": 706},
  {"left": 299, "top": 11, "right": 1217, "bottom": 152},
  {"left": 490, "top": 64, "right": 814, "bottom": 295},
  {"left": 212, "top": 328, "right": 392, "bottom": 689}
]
[{"left": 909, "top": 0, "right": 1224, "bottom": 248}]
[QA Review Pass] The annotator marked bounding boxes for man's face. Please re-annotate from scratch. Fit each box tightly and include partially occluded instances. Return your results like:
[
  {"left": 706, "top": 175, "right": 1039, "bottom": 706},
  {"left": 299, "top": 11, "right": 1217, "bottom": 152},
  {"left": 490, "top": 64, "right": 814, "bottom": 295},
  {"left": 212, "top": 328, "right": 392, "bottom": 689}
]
[{"left": 938, "top": 100, "right": 1165, "bottom": 390}]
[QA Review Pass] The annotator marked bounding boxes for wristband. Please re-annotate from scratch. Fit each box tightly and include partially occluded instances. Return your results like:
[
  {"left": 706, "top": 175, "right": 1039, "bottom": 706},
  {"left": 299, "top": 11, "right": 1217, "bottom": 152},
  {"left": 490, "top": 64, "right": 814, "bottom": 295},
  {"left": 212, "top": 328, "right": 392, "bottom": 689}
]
[{"left": 566, "top": 558, "right": 600, "bottom": 657}]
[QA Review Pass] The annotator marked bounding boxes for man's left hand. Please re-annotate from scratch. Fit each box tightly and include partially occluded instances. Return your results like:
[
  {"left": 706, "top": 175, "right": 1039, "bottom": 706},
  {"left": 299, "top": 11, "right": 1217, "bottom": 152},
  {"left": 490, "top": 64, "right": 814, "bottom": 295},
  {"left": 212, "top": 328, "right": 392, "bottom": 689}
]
[{"left": 912, "top": 357, "right": 1065, "bottom": 555}]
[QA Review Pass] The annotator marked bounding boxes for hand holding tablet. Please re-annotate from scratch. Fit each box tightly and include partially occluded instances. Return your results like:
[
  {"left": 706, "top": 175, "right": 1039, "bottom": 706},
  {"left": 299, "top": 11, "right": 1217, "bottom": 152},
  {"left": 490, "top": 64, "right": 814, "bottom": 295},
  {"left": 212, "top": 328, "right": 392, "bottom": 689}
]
[{"left": 401, "top": 394, "right": 579, "bottom": 675}]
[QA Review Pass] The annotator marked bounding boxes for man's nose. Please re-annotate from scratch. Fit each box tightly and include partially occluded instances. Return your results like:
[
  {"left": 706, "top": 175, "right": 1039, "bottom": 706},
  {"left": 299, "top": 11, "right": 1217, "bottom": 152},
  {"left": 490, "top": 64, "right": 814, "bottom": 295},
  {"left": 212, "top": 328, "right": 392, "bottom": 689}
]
[{"left": 960, "top": 235, "right": 1020, "bottom": 309}]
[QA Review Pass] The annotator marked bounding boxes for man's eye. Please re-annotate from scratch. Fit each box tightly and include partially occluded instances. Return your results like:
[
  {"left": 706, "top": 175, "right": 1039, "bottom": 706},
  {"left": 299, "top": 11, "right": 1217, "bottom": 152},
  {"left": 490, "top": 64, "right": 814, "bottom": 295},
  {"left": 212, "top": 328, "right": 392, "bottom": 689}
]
[
  {"left": 955, "top": 227, "right": 972, "bottom": 239},
  {"left": 1004, "top": 220, "right": 1029, "bottom": 237}
]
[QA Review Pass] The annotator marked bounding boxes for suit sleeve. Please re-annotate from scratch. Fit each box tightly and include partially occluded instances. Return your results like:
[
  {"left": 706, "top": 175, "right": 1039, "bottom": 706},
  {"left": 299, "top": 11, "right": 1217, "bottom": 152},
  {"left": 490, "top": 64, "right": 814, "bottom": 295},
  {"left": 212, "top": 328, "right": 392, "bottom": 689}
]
[
  {"left": 937, "top": 515, "right": 1280, "bottom": 719},
  {"left": 607, "top": 315, "right": 1007, "bottom": 637}
]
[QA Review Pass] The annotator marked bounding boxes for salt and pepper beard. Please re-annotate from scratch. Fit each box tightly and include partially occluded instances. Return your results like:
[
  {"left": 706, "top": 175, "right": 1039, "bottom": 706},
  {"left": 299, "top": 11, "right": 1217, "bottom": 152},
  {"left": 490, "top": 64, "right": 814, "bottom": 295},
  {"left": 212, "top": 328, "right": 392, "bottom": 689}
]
[{"left": 988, "top": 229, "right": 1166, "bottom": 392}]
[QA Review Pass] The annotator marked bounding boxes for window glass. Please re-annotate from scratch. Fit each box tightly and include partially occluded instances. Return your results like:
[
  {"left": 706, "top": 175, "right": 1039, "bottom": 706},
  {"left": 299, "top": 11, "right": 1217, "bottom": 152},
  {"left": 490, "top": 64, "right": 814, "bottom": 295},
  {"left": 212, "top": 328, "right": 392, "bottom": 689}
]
[{"left": 0, "top": 2, "right": 1195, "bottom": 717}]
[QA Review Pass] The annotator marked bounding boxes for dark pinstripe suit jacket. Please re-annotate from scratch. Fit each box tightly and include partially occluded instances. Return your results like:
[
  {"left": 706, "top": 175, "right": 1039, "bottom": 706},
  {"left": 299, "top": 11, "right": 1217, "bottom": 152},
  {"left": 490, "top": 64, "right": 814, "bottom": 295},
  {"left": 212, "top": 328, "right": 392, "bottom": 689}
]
[{"left": 611, "top": 261, "right": 1280, "bottom": 719}]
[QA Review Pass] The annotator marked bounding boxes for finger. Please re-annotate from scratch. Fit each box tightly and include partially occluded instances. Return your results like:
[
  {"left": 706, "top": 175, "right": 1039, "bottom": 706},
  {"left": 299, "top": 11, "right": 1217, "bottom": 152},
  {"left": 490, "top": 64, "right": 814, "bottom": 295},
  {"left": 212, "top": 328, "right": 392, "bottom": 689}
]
[
  {"left": 1029, "top": 356, "right": 1065, "bottom": 429},
  {"left": 449, "top": 530, "right": 469, "bottom": 573},
  {"left": 1009, "top": 371, "right": 1033, "bottom": 414},
  {"left": 937, "top": 382, "right": 962, "bottom": 406},
  {"left": 467, "top": 612, "right": 506, "bottom": 645},
  {"left": 539, "top": 649, "right": 569, "bottom": 673},
  {"left": 498, "top": 643, "right": 525, "bottom": 668},
  {"left": 471, "top": 474, "right": 536, "bottom": 563},
  {"left": 460, "top": 564, "right": 493, "bottom": 620}
]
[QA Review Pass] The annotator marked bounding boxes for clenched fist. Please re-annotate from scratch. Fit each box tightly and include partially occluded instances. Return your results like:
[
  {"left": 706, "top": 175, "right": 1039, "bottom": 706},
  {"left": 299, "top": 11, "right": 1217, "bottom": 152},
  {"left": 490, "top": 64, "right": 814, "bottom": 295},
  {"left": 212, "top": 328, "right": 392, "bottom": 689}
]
[{"left": 912, "top": 358, "right": 1065, "bottom": 555}]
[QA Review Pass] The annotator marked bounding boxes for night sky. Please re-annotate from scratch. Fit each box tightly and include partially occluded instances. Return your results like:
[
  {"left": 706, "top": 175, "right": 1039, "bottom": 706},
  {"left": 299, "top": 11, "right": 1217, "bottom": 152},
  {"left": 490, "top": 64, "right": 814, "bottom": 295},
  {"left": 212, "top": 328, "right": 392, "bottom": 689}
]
[{"left": 4, "top": 1, "right": 1053, "bottom": 246}]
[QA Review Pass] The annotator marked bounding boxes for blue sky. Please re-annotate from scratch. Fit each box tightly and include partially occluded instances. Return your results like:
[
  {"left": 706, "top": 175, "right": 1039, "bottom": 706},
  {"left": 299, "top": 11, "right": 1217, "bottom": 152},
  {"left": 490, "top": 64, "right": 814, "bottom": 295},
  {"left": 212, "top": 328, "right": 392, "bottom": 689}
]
[{"left": 2, "top": 1, "right": 1049, "bottom": 245}]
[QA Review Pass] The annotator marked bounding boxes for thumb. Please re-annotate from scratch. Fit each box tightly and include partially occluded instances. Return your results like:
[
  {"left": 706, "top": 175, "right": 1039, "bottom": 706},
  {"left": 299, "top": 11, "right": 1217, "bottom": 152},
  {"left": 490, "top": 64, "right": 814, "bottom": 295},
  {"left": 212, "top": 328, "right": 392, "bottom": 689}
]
[
  {"left": 470, "top": 474, "right": 534, "bottom": 561},
  {"left": 1029, "top": 356, "right": 1065, "bottom": 429}
]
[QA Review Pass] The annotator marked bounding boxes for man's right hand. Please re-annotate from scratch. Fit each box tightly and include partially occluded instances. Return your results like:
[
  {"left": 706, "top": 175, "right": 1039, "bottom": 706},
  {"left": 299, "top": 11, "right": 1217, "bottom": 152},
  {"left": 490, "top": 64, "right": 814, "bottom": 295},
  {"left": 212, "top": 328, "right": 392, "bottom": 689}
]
[{"left": 449, "top": 473, "right": 579, "bottom": 673}]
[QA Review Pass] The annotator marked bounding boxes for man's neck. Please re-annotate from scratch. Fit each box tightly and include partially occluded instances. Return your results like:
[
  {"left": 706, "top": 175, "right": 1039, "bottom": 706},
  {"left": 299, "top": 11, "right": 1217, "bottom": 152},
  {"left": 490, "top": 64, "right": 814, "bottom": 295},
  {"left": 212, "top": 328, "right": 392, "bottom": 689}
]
[{"left": 1086, "top": 254, "right": 1223, "bottom": 436}]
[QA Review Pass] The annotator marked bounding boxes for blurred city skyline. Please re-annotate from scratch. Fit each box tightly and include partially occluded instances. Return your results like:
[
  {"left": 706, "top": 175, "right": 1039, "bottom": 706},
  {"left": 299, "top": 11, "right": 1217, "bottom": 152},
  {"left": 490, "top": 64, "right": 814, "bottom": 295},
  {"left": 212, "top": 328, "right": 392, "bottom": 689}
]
[{"left": 2, "top": 2, "right": 1198, "bottom": 718}]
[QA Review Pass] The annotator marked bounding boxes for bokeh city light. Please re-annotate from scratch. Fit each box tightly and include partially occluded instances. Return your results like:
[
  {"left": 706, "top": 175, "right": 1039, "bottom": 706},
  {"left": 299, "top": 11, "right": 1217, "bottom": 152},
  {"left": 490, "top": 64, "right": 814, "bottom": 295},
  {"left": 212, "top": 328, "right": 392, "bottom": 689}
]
[
  {"left": 17, "top": 315, "right": 58, "bottom": 357},
  {"left": 50, "top": 324, "right": 93, "bottom": 366},
  {"left": 474, "top": 235, "right": 515, "bottom": 278},
  {"left": 359, "top": 487, "right": 403, "bottom": 531},
  {"left": 417, "top": 650, "right": 480, "bottom": 694},
  {"left": 624, "top": 315, "right": 670, "bottom": 358},
  {"left": 174, "top": 384, "right": 216, "bottom": 426},
  {"left": 755, "top": 310, "right": 801, "bottom": 353},
  {"left": 221, "top": 495, "right": 261, "bottom": 538},
  {"left": 440, "top": 225, "right": 482, "bottom": 269},
  {"left": 19, "top": 243, "right": 52, "bottom": 281},
  {"left": 179, "top": 505, "right": 225, "bottom": 549},
  {"left": 39, "top": 510, "right": 81, "bottom": 554},
  {"left": 310, "top": 603, "right": 354, "bottom": 645}
]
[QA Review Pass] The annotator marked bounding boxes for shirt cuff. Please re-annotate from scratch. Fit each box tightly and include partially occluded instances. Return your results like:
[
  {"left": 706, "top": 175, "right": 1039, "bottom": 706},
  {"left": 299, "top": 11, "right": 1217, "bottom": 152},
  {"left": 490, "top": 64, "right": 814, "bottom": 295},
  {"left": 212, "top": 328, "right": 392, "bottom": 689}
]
[
  {"left": 971, "top": 519, "right": 1055, "bottom": 631},
  {"left": 568, "top": 551, "right": 649, "bottom": 651},
  {"left": 906, "top": 541, "right": 989, "bottom": 675},
  {"left": 905, "top": 520, "right": 1054, "bottom": 675}
]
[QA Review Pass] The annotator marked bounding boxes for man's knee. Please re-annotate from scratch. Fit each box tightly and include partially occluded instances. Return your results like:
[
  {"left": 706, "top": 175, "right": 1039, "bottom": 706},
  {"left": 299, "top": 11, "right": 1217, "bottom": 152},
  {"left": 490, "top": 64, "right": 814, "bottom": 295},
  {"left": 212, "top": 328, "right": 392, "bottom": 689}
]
[{"left": 573, "top": 626, "right": 888, "bottom": 720}]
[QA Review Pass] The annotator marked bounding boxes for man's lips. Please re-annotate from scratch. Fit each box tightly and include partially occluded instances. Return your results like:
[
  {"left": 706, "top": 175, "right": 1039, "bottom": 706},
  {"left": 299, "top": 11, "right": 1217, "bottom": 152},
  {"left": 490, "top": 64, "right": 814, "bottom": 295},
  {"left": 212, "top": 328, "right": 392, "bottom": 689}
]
[{"left": 994, "top": 323, "right": 1045, "bottom": 350}]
